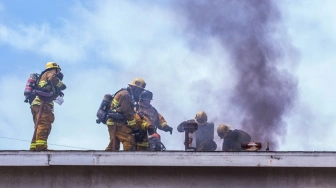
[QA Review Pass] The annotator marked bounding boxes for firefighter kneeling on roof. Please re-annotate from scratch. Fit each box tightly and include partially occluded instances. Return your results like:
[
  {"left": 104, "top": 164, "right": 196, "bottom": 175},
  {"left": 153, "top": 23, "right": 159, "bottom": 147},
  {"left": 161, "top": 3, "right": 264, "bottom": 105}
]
[
  {"left": 30, "top": 62, "right": 66, "bottom": 151},
  {"left": 134, "top": 90, "right": 172, "bottom": 151},
  {"left": 217, "top": 124, "right": 251, "bottom": 151}
]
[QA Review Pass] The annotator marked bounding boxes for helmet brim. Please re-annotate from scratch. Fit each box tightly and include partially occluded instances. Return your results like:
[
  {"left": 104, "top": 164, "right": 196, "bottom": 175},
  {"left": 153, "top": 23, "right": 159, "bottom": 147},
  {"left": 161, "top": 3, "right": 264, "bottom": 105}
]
[{"left": 128, "top": 83, "right": 145, "bottom": 89}]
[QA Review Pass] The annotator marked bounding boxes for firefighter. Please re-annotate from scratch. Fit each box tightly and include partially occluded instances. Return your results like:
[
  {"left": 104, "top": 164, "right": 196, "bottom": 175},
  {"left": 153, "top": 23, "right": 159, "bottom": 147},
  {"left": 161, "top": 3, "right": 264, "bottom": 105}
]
[
  {"left": 105, "top": 78, "right": 147, "bottom": 151},
  {"left": 135, "top": 90, "right": 173, "bottom": 151},
  {"left": 30, "top": 62, "right": 66, "bottom": 151},
  {"left": 177, "top": 111, "right": 217, "bottom": 151},
  {"left": 217, "top": 124, "right": 251, "bottom": 151}
]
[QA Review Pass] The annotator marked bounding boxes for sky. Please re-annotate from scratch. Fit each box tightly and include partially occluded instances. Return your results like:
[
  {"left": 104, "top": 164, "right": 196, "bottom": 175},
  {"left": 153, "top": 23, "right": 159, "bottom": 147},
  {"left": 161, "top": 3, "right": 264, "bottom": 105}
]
[{"left": 0, "top": 0, "right": 335, "bottom": 151}]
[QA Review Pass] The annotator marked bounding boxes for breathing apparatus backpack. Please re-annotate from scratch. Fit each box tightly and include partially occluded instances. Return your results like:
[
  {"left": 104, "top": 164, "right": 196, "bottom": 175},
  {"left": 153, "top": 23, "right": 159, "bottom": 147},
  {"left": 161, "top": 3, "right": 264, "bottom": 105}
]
[
  {"left": 96, "top": 88, "right": 139, "bottom": 124},
  {"left": 96, "top": 88, "right": 135, "bottom": 124},
  {"left": 148, "top": 133, "right": 166, "bottom": 151}
]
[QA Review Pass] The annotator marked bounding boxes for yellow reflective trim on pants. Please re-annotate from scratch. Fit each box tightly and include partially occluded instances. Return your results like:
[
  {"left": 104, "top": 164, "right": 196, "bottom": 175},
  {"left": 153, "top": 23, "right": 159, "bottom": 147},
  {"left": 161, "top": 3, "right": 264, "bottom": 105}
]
[
  {"left": 161, "top": 122, "right": 167, "bottom": 127},
  {"left": 137, "top": 142, "right": 149, "bottom": 147},
  {"left": 127, "top": 119, "right": 136, "bottom": 127},
  {"left": 31, "top": 97, "right": 42, "bottom": 106},
  {"left": 36, "top": 139, "right": 47, "bottom": 146},
  {"left": 30, "top": 143, "right": 36, "bottom": 149}
]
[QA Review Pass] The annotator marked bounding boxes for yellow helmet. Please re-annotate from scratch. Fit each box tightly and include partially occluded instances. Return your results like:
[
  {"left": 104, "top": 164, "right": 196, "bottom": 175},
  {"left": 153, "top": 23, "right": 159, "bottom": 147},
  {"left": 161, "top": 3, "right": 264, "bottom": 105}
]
[
  {"left": 45, "top": 62, "right": 60, "bottom": 70},
  {"left": 194, "top": 111, "right": 207, "bottom": 125},
  {"left": 128, "top": 78, "right": 146, "bottom": 89},
  {"left": 217, "top": 124, "right": 231, "bottom": 139}
]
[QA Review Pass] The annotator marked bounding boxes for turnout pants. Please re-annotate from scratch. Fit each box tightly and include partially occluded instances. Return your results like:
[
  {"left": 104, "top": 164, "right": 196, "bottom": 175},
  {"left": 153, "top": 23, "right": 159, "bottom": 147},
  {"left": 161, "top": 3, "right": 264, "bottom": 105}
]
[
  {"left": 105, "top": 121, "right": 135, "bottom": 151},
  {"left": 30, "top": 104, "right": 54, "bottom": 151}
]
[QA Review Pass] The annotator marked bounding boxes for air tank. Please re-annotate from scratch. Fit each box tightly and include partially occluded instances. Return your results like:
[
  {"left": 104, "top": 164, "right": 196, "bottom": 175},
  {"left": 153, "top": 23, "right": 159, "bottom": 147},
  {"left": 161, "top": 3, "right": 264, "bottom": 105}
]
[
  {"left": 24, "top": 73, "right": 39, "bottom": 103},
  {"left": 96, "top": 94, "right": 113, "bottom": 124}
]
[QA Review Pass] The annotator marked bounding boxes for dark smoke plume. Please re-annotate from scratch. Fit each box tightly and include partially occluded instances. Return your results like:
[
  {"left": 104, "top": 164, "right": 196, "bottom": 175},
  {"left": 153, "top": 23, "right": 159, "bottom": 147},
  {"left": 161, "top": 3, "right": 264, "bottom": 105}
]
[{"left": 175, "top": 0, "right": 297, "bottom": 149}]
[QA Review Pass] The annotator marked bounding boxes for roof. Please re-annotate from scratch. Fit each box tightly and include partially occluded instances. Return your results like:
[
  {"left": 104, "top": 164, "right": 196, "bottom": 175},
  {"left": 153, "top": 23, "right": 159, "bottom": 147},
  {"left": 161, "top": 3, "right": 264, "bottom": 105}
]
[{"left": 1, "top": 151, "right": 336, "bottom": 167}]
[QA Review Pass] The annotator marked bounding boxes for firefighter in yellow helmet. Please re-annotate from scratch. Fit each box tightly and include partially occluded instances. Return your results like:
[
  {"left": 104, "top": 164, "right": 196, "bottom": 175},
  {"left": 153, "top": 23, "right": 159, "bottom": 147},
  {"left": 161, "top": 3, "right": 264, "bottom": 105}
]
[
  {"left": 217, "top": 124, "right": 251, "bottom": 151},
  {"left": 134, "top": 90, "right": 173, "bottom": 151},
  {"left": 30, "top": 62, "right": 66, "bottom": 151},
  {"left": 105, "top": 78, "right": 146, "bottom": 151},
  {"left": 177, "top": 111, "right": 217, "bottom": 151}
]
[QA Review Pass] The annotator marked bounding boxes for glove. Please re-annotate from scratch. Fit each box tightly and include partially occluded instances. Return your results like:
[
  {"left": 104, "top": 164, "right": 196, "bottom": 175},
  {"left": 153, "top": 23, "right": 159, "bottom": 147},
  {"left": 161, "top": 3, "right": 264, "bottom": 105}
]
[
  {"left": 163, "top": 125, "right": 173, "bottom": 135},
  {"left": 147, "top": 125, "right": 155, "bottom": 135},
  {"left": 59, "top": 91, "right": 64, "bottom": 97}
]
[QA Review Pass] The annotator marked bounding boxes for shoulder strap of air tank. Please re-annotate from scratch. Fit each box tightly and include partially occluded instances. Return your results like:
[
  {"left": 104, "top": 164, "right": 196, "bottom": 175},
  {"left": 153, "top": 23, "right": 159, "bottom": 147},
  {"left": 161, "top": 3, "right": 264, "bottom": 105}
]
[
  {"left": 113, "top": 88, "right": 126, "bottom": 96},
  {"left": 125, "top": 87, "right": 137, "bottom": 110}
]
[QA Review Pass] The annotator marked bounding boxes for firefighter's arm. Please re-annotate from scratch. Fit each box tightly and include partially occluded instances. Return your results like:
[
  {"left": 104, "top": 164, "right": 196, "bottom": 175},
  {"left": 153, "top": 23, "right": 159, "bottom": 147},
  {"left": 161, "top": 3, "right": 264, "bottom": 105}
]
[
  {"left": 134, "top": 113, "right": 145, "bottom": 130},
  {"left": 135, "top": 113, "right": 155, "bottom": 135},
  {"left": 157, "top": 113, "right": 167, "bottom": 130},
  {"left": 50, "top": 73, "right": 66, "bottom": 90},
  {"left": 158, "top": 114, "right": 173, "bottom": 135}
]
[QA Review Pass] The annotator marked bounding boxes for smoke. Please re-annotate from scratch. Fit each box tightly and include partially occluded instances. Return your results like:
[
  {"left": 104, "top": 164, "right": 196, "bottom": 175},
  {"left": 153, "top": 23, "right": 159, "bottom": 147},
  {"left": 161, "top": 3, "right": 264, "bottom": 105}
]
[{"left": 174, "top": 0, "right": 298, "bottom": 149}]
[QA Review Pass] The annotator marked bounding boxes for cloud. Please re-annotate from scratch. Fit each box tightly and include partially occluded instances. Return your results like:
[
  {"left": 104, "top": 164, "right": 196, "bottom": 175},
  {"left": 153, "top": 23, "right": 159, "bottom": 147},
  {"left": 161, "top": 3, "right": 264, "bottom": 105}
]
[{"left": 0, "top": 23, "right": 86, "bottom": 63}]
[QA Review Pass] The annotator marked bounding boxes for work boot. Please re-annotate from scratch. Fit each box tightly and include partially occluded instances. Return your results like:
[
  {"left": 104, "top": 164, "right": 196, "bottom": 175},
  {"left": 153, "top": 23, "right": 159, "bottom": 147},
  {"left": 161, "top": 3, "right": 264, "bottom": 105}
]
[{"left": 35, "top": 146, "right": 48, "bottom": 151}]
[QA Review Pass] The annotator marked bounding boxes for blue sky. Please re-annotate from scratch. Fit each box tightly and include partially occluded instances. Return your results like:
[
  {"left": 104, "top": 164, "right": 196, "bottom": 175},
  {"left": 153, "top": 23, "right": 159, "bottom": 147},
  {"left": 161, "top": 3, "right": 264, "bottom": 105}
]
[
  {"left": 0, "top": 1, "right": 72, "bottom": 67},
  {"left": 0, "top": 0, "right": 335, "bottom": 151}
]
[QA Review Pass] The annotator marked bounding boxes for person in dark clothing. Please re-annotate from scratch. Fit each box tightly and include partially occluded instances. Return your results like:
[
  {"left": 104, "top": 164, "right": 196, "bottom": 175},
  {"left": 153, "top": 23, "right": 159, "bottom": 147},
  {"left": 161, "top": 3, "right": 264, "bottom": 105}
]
[
  {"left": 217, "top": 124, "right": 251, "bottom": 151},
  {"left": 177, "top": 111, "right": 217, "bottom": 151}
]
